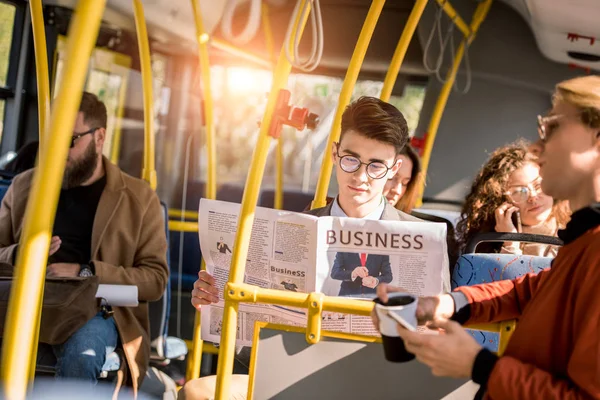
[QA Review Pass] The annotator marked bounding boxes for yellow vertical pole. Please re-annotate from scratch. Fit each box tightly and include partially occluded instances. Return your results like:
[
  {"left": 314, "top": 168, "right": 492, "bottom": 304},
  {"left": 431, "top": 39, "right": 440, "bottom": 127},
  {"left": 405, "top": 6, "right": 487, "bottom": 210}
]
[
  {"left": 29, "top": 0, "right": 50, "bottom": 155},
  {"left": 275, "top": 139, "right": 284, "bottom": 209},
  {"left": 262, "top": 3, "right": 284, "bottom": 210},
  {"left": 379, "top": 0, "right": 427, "bottom": 102},
  {"left": 214, "top": 2, "right": 312, "bottom": 398},
  {"left": 415, "top": 0, "right": 493, "bottom": 207},
  {"left": 311, "top": 0, "right": 386, "bottom": 209},
  {"left": 186, "top": 0, "right": 218, "bottom": 381},
  {"left": 133, "top": 0, "right": 157, "bottom": 191},
  {"left": 0, "top": 1, "right": 106, "bottom": 399},
  {"left": 27, "top": 0, "right": 51, "bottom": 381},
  {"left": 109, "top": 73, "right": 128, "bottom": 164}
]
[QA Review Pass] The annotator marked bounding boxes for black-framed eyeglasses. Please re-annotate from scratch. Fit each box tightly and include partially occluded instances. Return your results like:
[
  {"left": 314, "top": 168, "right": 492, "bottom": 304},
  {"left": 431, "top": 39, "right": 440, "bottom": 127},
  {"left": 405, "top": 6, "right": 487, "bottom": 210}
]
[
  {"left": 505, "top": 177, "right": 543, "bottom": 204},
  {"left": 71, "top": 127, "right": 98, "bottom": 148},
  {"left": 335, "top": 143, "right": 395, "bottom": 180}
]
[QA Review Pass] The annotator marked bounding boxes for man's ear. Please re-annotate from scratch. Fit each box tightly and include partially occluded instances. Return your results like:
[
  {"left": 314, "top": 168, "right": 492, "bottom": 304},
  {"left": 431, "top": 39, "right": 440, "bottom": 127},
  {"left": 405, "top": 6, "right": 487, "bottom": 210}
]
[
  {"left": 95, "top": 128, "right": 106, "bottom": 152},
  {"left": 388, "top": 158, "right": 402, "bottom": 178},
  {"left": 331, "top": 142, "right": 338, "bottom": 164}
]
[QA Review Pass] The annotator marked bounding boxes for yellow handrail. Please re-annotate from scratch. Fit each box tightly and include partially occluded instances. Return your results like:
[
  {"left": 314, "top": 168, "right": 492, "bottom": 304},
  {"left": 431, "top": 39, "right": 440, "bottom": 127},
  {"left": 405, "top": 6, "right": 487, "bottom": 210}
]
[
  {"left": 27, "top": 0, "right": 51, "bottom": 382},
  {"left": 0, "top": 1, "right": 106, "bottom": 398},
  {"left": 380, "top": 0, "right": 427, "bottom": 102},
  {"left": 133, "top": 0, "right": 157, "bottom": 191},
  {"left": 224, "top": 283, "right": 515, "bottom": 355},
  {"left": 262, "top": 3, "right": 284, "bottom": 210},
  {"left": 109, "top": 72, "right": 129, "bottom": 164},
  {"left": 29, "top": 0, "right": 50, "bottom": 155},
  {"left": 214, "top": 2, "right": 312, "bottom": 397},
  {"left": 311, "top": 0, "right": 386, "bottom": 209},
  {"left": 416, "top": 0, "right": 493, "bottom": 207},
  {"left": 168, "top": 208, "right": 199, "bottom": 220},
  {"left": 434, "top": 0, "right": 471, "bottom": 38},
  {"left": 186, "top": 0, "right": 218, "bottom": 381},
  {"left": 275, "top": 139, "right": 284, "bottom": 209}
]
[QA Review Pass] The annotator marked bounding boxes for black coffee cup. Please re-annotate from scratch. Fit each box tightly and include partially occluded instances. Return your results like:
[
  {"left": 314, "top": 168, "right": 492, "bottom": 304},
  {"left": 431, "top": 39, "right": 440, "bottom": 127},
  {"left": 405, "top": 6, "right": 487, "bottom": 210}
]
[{"left": 373, "top": 295, "right": 416, "bottom": 363}]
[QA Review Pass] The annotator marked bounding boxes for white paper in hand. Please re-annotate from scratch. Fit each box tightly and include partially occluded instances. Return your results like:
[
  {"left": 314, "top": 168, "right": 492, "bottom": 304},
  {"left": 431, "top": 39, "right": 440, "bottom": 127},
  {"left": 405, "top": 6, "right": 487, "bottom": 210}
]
[{"left": 96, "top": 284, "right": 139, "bottom": 307}]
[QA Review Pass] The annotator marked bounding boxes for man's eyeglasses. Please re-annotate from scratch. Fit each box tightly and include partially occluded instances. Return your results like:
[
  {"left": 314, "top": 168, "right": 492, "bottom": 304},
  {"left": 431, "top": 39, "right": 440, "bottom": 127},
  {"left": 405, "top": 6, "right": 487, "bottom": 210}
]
[
  {"left": 71, "top": 127, "right": 98, "bottom": 148},
  {"left": 335, "top": 143, "right": 395, "bottom": 180},
  {"left": 537, "top": 110, "right": 592, "bottom": 141},
  {"left": 536, "top": 114, "right": 561, "bottom": 141},
  {"left": 505, "top": 178, "right": 543, "bottom": 204}
]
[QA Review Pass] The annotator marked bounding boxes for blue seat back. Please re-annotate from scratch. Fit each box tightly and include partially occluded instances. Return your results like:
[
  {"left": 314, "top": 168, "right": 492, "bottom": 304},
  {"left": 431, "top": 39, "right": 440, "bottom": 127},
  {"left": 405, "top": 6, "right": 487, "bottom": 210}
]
[
  {"left": 258, "top": 189, "right": 316, "bottom": 212},
  {"left": 451, "top": 253, "right": 553, "bottom": 351},
  {"left": 0, "top": 179, "right": 12, "bottom": 203}
]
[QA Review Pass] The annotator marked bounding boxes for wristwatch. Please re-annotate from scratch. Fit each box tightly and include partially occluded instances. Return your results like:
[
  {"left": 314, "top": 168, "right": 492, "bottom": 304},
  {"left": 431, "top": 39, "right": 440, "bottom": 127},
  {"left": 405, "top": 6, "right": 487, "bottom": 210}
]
[{"left": 78, "top": 263, "right": 94, "bottom": 277}]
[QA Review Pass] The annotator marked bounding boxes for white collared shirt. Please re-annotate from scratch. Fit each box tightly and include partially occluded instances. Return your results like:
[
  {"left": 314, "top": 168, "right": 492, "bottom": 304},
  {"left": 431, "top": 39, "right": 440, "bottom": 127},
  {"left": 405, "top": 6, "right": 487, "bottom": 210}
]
[{"left": 330, "top": 196, "right": 385, "bottom": 220}]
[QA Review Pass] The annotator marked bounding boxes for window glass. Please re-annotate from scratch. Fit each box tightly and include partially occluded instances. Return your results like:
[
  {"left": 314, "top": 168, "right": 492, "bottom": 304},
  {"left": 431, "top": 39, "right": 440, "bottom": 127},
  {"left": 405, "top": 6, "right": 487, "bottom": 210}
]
[{"left": 0, "top": 2, "right": 16, "bottom": 87}]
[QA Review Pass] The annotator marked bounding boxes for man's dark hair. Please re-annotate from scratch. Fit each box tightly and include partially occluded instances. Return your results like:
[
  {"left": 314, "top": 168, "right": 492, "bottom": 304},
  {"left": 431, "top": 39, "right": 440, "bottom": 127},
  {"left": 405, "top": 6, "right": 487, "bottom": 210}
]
[
  {"left": 340, "top": 96, "right": 409, "bottom": 154},
  {"left": 79, "top": 92, "right": 107, "bottom": 129}
]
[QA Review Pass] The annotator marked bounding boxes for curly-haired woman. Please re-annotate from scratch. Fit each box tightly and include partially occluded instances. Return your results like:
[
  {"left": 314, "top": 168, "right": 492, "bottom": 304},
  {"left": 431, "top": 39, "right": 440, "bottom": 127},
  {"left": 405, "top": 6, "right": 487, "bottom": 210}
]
[{"left": 456, "top": 140, "right": 570, "bottom": 256}]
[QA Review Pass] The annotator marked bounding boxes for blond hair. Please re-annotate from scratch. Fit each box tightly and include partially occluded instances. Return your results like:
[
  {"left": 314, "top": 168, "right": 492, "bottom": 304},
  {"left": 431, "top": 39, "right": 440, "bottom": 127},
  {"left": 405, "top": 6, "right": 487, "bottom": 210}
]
[{"left": 554, "top": 76, "right": 600, "bottom": 129}]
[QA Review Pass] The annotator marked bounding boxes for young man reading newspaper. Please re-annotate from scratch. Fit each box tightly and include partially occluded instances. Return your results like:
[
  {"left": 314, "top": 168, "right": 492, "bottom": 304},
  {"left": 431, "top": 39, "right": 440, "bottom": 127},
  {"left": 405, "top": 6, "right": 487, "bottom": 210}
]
[
  {"left": 181, "top": 96, "right": 449, "bottom": 399},
  {"left": 373, "top": 76, "right": 600, "bottom": 399},
  {"left": 192, "top": 96, "right": 429, "bottom": 310}
]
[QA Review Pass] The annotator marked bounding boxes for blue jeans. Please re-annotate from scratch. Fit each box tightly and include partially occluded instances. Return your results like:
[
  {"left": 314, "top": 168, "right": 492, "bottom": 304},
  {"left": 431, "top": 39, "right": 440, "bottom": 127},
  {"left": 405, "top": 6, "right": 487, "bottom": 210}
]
[{"left": 52, "top": 312, "right": 118, "bottom": 384}]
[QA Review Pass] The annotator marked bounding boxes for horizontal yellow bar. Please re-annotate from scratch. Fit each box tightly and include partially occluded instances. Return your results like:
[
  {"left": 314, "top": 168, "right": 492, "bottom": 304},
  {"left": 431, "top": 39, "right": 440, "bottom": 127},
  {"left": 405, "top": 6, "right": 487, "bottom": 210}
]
[
  {"left": 226, "top": 282, "right": 374, "bottom": 317},
  {"left": 466, "top": 322, "right": 501, "bottom": 333},
  {"left": 211, "top": 38, "right": 273, "bottom": 69},
  {"left": 168, "top": 220, "right": 198, "bottom": 232},
  {"left": 168, "top": 209, "right": 199, "bottom": 220},
  {"left": 184, "top": 339, "right": 219, "bottom": 355},
  {"left": 435, "top": 0, "right": 471, "bottom": 38}
]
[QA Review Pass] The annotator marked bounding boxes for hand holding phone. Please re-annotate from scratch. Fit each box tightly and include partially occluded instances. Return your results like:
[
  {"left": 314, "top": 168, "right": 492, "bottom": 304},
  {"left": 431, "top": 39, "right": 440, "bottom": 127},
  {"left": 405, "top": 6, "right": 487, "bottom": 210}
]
[{"left": 511, "top": 210, "right": 522, "bottom": 233}]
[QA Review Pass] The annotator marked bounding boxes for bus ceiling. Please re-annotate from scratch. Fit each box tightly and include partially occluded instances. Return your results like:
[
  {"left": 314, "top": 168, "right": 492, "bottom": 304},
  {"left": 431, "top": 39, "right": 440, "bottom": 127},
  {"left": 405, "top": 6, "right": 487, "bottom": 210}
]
[{"left": 41, "top": 0, "right": 600, "bottom": 77}]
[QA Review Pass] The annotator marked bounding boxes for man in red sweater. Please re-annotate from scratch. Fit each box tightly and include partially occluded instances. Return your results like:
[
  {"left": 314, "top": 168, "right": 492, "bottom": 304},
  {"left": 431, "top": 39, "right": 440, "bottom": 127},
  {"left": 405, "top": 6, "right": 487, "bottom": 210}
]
[{"left": 374, "top": 75, "right": 600, "bottom": 399}]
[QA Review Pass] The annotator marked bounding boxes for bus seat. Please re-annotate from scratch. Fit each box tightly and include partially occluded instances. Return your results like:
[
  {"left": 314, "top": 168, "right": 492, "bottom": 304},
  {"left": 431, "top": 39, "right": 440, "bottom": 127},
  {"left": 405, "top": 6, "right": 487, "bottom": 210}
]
[
  {"left": 168, "top": 230, "right": 201, "bottom": 292},
  {"left": 258, "top": 189, "right": 316, "bottom": 212},
  {"left": 151, "top": 202, "right": 187, "bottom": 362},
  {"left": 451, "top": 252, "right": 553, "bottom": 351},
  {"left": 217, "top": 184, "right": 245, "bottom": 204},
  {"left": 178, "top": 374, "right": 249, "bottom": 400},
  {"left": 249, "top": 325, "right": 471, "bottom": 399}
]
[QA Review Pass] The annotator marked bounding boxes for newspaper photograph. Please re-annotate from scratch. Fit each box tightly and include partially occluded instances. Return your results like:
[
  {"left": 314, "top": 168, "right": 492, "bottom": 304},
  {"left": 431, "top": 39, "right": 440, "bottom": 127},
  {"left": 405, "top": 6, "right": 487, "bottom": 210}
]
[{"left": 198, "top": 199, "right": 449, "bottom": 346}]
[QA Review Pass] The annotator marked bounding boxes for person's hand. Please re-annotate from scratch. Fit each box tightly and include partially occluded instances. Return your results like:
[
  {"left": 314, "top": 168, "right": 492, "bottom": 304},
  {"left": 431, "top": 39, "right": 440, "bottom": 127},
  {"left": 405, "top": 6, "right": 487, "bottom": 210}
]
[
  {"left": 371, "top": 284, "right": 455, "bottom": 332},
  {"left": 494, "top": 202, "right": 519, "bottom": 233},
  {"left": 397, "top": 319, "right": 482, "bottom": 378},
  {"left": 352, "top": 266, "right": 369, "bottom": 280},
  {"left": 48, "top": 236, "right": 61, "bottom": 256},
  {"left": 47, "top": 263, "right": 80, "bottom": 277},
  {"left": 362, "top": 276, "right": 378, "bottom": 289},
  {"left": 191, "top": 270, "right": 219, "bottom": 309}
]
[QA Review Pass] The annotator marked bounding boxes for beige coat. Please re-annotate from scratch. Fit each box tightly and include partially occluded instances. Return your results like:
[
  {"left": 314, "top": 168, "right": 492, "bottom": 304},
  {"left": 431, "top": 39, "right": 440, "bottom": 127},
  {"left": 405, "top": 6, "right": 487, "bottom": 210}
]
[{"left": 0, "top": 158, "right": 169, "bottom": 393}]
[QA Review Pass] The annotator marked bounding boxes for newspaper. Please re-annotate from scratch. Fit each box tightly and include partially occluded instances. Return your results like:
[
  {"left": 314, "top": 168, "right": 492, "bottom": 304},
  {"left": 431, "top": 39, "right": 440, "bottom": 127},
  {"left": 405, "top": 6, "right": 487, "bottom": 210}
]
[{"left": 199, "top": 199, "right": 449, "bottom": 347}]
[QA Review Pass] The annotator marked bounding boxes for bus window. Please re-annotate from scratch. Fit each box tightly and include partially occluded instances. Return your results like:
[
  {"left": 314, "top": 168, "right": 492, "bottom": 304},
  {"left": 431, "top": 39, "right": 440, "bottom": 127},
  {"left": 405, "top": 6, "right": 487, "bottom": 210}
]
[
  {"left": 389, "top": 85, "right": 426, "bottom": 136},
  {"left": 0, "top": 1, "right": 16, "bottom": 142}
]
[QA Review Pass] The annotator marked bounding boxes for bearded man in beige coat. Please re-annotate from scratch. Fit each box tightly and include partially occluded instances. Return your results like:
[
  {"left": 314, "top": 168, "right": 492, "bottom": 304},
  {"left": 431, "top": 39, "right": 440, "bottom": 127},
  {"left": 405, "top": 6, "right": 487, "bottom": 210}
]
[{"left": 0, "top": 92, "right": 169, "bottom": 394}]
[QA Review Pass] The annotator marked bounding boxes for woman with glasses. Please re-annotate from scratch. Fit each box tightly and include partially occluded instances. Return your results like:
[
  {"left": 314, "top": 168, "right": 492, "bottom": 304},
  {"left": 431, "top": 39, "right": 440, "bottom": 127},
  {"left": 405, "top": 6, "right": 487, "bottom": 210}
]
[
  {"left": 456, "top": 140, "right": 570, "bottom": 256},
  {"left": 382, "top": 144, "right": 423, "bottom": 213}
]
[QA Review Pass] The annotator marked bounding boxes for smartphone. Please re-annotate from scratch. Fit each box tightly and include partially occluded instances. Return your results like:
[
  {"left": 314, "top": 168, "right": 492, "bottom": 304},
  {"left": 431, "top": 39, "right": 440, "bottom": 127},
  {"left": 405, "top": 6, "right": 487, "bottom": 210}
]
[
  {"left": 511, "top": 210, "right": 522, "bottom": 233},
  {"left": 385, "top": 310, "right": 417, "bottom": 332}
]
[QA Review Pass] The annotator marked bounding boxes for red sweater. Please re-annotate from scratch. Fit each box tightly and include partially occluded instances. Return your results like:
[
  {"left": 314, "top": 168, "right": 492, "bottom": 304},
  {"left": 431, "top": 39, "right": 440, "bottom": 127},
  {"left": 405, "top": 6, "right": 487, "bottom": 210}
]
[{"left": 457, "top": 206, "right": 600, "bottom": 399}]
